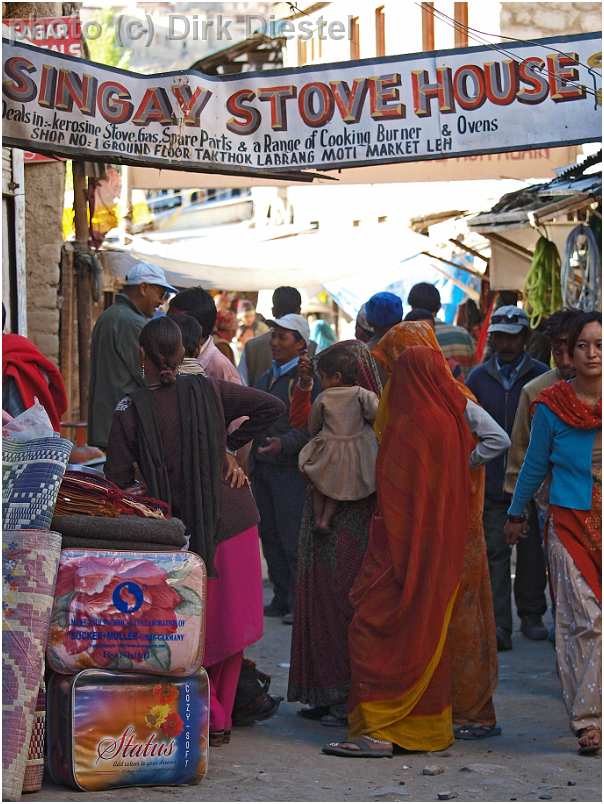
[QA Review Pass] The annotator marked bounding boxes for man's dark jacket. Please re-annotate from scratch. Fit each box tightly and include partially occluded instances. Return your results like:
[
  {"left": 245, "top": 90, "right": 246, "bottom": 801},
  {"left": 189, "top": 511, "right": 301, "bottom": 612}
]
[
  {"left": 252, "top": 364, "right": 321, "bottom": 468},
  {"left": 466, "top": 353, "right": 548, "bottom": 502}
]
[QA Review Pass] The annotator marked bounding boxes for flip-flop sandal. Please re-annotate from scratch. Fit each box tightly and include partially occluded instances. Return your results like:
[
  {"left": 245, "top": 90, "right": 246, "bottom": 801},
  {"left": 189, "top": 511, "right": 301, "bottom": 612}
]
[
  {"left": 298, "top": 705, "right": 330, "bottom": 721},
  {"left": 322, "top": 736, "right": 393, "bottom": 758},
  {"left": 454, "top": 724, "right": 502, "bottom": 740}
]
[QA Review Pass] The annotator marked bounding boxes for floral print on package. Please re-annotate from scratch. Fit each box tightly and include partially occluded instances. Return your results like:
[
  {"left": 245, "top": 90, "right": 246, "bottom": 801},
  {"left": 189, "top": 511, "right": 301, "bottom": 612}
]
[{"left": 46, "top": 550, "right": 206, "bottom": 676}]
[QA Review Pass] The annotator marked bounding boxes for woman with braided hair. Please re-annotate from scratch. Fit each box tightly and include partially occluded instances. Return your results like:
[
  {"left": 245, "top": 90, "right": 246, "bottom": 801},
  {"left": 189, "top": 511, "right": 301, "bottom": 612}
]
[{"left": 105, "top": 316, "right": 284, "bottom": 746}]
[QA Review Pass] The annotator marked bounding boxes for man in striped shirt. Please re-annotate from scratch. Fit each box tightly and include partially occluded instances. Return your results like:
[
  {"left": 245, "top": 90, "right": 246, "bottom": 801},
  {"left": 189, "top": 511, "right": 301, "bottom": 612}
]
[{"left": 407, "top": 283, "right": 477, "bottom": 379}]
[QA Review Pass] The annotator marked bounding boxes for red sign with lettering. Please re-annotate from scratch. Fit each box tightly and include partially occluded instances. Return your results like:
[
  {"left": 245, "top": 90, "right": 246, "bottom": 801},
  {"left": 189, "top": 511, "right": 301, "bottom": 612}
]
[{"left": 3, "top": 15, "right": 81, "bottom": 162}]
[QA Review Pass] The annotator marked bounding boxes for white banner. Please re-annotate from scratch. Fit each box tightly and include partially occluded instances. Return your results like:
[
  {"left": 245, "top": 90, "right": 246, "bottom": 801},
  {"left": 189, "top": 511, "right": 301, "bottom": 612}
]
[{"left": 2, "top": 32, "right": 601, "bottom": 176}]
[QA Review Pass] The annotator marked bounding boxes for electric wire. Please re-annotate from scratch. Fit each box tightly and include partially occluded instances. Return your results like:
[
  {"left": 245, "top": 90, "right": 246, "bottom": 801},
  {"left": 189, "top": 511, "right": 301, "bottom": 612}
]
[
  {"left": 423, "top": 5, "right": 599, "bottom": 100},
  {"left": 425, "top": 4, "right": 600, "bottom": 76},
  {"left": 416, "top": 2, "right": 600, "bottom": 101}
]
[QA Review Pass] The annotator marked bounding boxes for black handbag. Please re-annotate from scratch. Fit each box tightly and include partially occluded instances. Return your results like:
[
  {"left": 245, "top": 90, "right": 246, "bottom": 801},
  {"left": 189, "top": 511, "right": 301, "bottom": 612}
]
[{"left": 232, "top": 659, "right": 282, "bottom": 727}]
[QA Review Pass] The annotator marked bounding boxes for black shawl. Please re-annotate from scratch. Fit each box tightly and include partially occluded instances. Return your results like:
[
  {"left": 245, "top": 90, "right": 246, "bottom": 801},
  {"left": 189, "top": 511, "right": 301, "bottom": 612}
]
[{"left": 130, "top": 375, "right": 225, "bottom": 575}]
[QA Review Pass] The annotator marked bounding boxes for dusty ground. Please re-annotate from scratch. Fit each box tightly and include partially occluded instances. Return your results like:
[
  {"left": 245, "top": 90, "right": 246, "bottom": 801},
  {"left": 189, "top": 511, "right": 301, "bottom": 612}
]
[{"left": 30, "top": 591, "right": 601, "bottom": 804}]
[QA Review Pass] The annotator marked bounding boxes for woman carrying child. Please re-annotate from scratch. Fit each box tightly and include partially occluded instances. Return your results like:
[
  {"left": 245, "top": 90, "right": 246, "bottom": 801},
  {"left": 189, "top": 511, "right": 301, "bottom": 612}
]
[
  {"left": 288, "top": 341, "right": 383, "bottom": 726},
  {"left": 298, "top": 346, "right": 379, "bottom": 534}
]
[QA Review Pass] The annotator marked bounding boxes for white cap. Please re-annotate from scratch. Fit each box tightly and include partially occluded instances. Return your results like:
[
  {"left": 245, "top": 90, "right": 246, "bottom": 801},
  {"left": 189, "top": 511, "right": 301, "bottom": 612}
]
[
  {"left": 488, "top": 305, "right": 529, "bottom": 335},
  {"left": 123, "top": 261, "right": 177, "bottom": 293},
  {"left": 267, "top": 313, "right": 310, "bottom": 345}
]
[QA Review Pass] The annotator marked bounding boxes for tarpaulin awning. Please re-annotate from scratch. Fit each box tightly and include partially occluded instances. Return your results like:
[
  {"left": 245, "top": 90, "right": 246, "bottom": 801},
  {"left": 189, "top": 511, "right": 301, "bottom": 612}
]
[
  {"left": 324, "top": 251, "right": 481, "bottom": 320},
  {"left": 101, "top": 222, "right": 430, "bottom": 293}
]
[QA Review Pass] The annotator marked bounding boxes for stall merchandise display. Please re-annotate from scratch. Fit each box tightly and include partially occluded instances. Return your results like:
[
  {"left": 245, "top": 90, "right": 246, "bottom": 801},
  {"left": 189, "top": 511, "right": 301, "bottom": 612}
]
[
  {"left": 47, "top": 669, "right": 209, "bottom": 791},
  {"left": 2, "top": 529, "right": 62, "bottom": 801},
  {"left": 51, "top": 513, "right": 188, "bottom": 551},
  {"left": 523, "top": 236, "right": 563, "bottom": 328},
  {"left": 54, "top": 470, "right": 169, "bottom": 519},
  {"left": 2, "top": 436, "right": 72, "bottom": 530},
  {"left": 22, "top": 683, "right": 46, "bottom": 793},
  {"left": 46, "top": 549, "right": 207, "bottom": 676},
  {"left": 562, "top": 222, "right": 602, "bottom": 311}
]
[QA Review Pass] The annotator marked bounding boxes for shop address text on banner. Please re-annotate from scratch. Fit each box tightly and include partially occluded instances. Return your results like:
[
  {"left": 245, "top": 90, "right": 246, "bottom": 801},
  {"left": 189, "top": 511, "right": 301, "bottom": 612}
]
[{"left": 2, "top": 32, "right": 601, "bottom": 176}]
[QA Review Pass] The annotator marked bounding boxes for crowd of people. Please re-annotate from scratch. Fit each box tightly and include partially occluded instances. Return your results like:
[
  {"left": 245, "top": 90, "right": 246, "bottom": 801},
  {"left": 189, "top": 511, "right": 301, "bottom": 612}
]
[{"left": 3, "top": 262, "right": 601, "bottom": 758}]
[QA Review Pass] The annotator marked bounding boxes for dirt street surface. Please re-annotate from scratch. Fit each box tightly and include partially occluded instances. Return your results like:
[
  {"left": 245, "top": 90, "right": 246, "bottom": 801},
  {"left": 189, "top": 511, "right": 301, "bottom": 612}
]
[{"left": 31, "top": 596, "right": 601, "bottom": 804}]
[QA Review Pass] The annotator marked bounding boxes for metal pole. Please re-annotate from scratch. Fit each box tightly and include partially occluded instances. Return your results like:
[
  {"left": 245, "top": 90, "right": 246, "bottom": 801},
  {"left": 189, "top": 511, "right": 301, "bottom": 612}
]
[{"left": 73, "top": 161, "right": 91, "bottom": 421}]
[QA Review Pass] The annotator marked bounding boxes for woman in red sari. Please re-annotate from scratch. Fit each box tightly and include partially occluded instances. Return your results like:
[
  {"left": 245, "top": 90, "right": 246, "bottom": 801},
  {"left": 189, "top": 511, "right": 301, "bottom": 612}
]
[
  {"left": 324, "top": 346, "right": 474, "bottom": 757},
  {"left": 373, "top": 321, "right": 502, "bottom": 740},
  {"left": 506, "top": 312, "right": 601, "bottom": 755}
]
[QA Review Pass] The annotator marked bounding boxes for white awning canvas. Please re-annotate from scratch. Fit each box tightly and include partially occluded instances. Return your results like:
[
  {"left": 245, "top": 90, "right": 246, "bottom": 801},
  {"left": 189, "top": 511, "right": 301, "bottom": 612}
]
[{"left": 101, "top": 222, "right": 430, "bottom": 294}]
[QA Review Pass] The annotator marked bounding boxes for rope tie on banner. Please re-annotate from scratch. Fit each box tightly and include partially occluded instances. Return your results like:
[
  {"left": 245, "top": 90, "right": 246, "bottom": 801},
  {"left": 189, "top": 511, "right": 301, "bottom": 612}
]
[
  {"left": 74, "top": 246, "right": 103, "bottom": 303},
  {"left": 561, "top": 223, "right": 602, "bottom": 311}
]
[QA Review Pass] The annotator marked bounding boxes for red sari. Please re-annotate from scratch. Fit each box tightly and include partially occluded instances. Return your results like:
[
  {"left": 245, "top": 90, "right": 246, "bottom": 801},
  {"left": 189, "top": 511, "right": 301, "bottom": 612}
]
[{"left": 348, "top": 346, "right": 474, "bottom": 751}]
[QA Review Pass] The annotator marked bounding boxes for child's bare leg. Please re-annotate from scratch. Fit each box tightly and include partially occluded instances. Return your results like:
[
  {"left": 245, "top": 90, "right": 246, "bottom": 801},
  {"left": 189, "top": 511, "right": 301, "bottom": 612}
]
[
  {"left": 312, "top": 487, "right": 326, "bottom": 526},
  {"left": 318, "top": 496, "right": 338, "bottom": 530}
]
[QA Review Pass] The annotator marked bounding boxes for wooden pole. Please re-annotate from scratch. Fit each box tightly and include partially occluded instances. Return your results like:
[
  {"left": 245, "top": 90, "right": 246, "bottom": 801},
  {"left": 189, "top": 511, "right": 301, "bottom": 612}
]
[
  {"left": 73, "top": 161, "right": 91, "bottom": 421},
  {"left": 120, "top": 164, "right": 132, "bottom": 233},
  {"left": 59, "top": 243, "right": 75, "bottom": 419}
]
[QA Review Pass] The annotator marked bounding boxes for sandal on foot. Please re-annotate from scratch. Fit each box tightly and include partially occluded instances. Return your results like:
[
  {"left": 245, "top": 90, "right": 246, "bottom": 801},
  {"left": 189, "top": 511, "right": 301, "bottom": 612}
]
[
  {"left": 322, "top": 735, "right": 393, "bottom": 758},
  {"left": 454, "top": 724, "right": 502, "bottom": 741},
  {"left": 298, "top": 705, "right": 330, "bottom": 721},
  {"left": 578, "top": 727, "right": 601, "bottom": 755},
  {"left": 209, "top": 730, "right": 228, "bottom": 747}
]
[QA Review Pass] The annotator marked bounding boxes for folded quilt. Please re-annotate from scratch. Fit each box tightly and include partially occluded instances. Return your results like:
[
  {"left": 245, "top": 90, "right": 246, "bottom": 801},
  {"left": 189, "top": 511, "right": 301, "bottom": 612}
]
[{"left": 51, "top": 514, "right": 187, "bottom": 549}]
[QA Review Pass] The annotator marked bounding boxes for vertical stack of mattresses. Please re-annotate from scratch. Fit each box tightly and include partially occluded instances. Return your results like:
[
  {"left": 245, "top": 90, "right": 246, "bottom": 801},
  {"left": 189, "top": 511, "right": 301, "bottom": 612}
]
[{"left": 44, "top": 548, "right": 210, "bottom": 792}]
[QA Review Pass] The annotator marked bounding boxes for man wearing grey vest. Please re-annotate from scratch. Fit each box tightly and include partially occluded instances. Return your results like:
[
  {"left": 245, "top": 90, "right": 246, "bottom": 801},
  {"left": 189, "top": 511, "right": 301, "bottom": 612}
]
[{"left": 239, "top": 287, "right": 316, "bottom": 387}]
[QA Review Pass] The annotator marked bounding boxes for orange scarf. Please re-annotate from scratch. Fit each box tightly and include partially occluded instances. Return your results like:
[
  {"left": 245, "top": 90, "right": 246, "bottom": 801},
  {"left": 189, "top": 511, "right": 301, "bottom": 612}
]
[
  {"left": 537, "top": 381, "right": 602, "bottom": 602},
  {"left": 532, "top": 380, "right": 601, "bottom": 429},
  {"left": 372, "top": 320, "right": 438, "bottom": 372}
]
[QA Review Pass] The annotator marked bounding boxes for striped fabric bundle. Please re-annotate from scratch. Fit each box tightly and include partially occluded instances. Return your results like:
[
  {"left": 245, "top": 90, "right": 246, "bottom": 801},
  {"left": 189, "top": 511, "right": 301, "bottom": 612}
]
[
  {"left": 54, "top": 470, "right": 169, "bottom": 519},
  {"left": 2, "top": 437, "right": 72, "bottom": 530}
]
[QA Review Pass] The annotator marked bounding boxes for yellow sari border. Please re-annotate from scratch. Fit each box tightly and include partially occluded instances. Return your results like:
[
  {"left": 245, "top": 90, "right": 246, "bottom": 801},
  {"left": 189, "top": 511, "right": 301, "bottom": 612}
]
[
  {"left": 372, "top": 707, "right": 454, "bottom": 752},
  {"left": 349, "top": 585, "right": 459, "bottom": 750}
]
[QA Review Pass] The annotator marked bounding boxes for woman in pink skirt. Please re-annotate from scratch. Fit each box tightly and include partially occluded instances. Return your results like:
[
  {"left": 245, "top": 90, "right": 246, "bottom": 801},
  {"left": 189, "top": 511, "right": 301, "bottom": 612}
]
[{"left": 105, "top": 316, "right": 284, "bottom": 746}]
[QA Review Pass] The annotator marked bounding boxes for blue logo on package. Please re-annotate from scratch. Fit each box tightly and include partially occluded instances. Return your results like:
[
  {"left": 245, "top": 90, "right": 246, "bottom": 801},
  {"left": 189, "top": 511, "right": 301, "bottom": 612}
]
[{"left": 112, "top": 581, "right": 144, "bottom": 614}]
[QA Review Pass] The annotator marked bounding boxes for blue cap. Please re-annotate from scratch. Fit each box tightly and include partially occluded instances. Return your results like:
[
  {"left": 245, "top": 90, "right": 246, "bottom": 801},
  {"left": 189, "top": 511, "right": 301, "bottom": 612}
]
[{"left": 365, "top": 292, "right": 403, "bottom": 329}]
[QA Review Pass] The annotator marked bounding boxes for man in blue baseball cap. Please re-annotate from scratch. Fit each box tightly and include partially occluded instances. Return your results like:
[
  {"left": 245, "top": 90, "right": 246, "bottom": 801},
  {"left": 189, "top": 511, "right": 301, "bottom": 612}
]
[
  {"left": 466, "top": 305, "right": 549, "bottom": 652},
  {"left": 88, "top": 261, "right": 177, "bottom": 449}
]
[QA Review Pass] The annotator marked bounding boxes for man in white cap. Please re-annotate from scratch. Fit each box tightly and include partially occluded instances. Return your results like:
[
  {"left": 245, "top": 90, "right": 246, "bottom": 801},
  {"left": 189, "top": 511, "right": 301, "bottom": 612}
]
[
  {"left": 466, "top": 305, "right": 549, "bottom": 652},
  {"left": 88, "top": 261, "right": 176, "bottom": 449},
  {"left": 251, "top": 313, "right": 321, "bottom": 624}
]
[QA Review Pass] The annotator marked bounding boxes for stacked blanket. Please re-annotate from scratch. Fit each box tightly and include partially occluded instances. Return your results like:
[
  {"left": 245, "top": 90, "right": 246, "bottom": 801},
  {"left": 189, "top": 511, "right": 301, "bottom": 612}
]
[{"left": 51, "top": 515, "right": 188, "bottom": 552}]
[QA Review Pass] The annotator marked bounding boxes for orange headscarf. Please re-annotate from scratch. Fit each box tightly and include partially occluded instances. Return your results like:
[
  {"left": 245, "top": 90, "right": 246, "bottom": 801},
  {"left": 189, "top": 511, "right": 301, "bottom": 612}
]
[
  {"left": 374, "top": 322, "right": 475, "bottom": 440},
  {"left": 372, "top": 321, "right": 439, "bottom": 373}
]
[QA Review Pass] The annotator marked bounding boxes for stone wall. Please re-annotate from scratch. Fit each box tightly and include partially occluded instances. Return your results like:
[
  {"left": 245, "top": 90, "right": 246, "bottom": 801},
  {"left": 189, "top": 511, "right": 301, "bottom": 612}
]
[
  {"left": 23, "top": 163, "right": 66, "bottom": 360},
  {"left": 500, "top": 2, "right": 602, "bottom": 38},
  {"left": 3, "top": 2, "right": 67, "bottom": 362}
]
